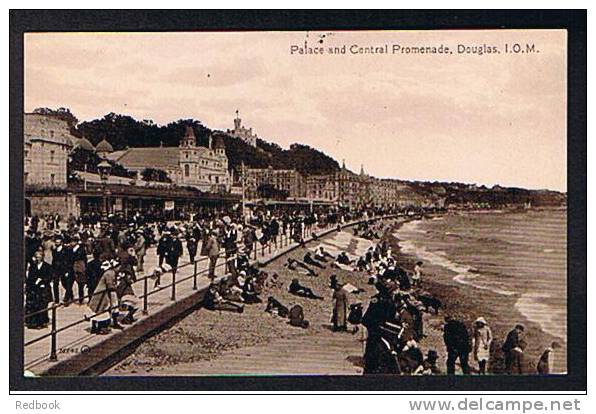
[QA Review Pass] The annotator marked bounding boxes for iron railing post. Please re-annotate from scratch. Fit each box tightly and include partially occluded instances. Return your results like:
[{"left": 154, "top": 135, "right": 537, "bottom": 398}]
[
  {"left": 49, "top": 307, "right": 57, "bottom": 361},
  {"left": 143, "top": 276, "right": 148, "bottom": 315},
  {"left": 171, "top": 268, "right": 176, "bottom": 301},
  {"left": 193, "top": 260, "right": 198, "bottom": 290}
]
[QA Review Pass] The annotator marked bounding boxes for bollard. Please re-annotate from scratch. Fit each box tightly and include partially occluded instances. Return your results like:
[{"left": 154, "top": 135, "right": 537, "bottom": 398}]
[
  {"left": 171, "top": 268, "right": 176, "bottom": 301},
  {"left": 143, "top": 276, "right": 148, "bottom": 315},
  {"left": 49, "top": 307, "right": 57, "bottom": 361},
  {"left": 193, "top": 260, "right": 198, "bottom": 290}
]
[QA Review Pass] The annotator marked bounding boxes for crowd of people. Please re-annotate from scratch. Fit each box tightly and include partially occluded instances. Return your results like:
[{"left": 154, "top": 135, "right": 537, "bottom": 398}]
[
  {"left": 24, "top": 205, "right": 559, "bottom": 375},
  {"left": 324, "top": 223, "right": 562, "bottom": 376},
  {"left": 23, "top": 205, "right": 381, "bottom": 335}
]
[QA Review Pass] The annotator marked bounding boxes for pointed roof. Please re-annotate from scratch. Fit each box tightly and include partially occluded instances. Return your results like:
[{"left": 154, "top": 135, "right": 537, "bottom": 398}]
[
  {"left": 184, "top": 125, "right": 196, "bottom": 139},
  {"left": 77, "top": 137, "right": 95, "bottom": 151},
  {"left": 360, "top": 164, "right": 366, "bottom": 176},
  {"left": 213, "top": 134, "right": 226, "bottom": 149},
  {"left": 96, "top": 138, "right": 114, "bottom": 153}
]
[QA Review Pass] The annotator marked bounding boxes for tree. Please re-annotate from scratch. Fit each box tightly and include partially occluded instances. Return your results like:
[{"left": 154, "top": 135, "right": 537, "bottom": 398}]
[
  {"left": 67, "top": 147, "right": 135, "bottom": 179},
  {"left": 141, "top": 168, "right": 172, "bottom": 183}
]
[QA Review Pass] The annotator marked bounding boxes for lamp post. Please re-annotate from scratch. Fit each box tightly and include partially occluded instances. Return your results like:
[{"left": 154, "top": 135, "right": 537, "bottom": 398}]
[{"left": 97, "top": 160, "right": 112, "bottom": 217}]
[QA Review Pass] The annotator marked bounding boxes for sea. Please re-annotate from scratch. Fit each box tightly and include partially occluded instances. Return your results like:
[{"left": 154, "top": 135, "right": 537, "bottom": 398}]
[{"left": 394, "top": 208, "right": 567, "bottom": 343}]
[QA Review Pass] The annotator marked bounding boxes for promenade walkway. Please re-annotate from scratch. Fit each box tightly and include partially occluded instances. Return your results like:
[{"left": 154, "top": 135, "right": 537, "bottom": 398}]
[{"left": 25, "top": 218, "right": 392, "bottom": 376}]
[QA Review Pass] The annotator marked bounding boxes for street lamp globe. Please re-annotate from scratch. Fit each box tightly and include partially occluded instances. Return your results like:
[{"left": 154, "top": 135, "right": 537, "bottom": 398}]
[{"left": 97, "top": 160, "right": 112, "bottom": 182}]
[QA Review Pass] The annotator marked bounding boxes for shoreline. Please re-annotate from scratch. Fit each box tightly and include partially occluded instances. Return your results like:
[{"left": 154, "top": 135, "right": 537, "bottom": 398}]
[
  {"left": 389, "top": 213, "right": 567, "bottom": 374},
  {"left": 108, "top": 213, "right": 566, "bottom": 376}
]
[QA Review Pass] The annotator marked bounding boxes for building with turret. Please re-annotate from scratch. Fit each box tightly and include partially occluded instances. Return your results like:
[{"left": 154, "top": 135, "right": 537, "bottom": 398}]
[
  {"left": 107, "top": 126, "right": 230, "bottom": 192},
  {"left": 24, "top": 112, "right": 75, "bottom": 189},
  {"left": 226, "top": 110, "right": 258, "bottom": 146}
]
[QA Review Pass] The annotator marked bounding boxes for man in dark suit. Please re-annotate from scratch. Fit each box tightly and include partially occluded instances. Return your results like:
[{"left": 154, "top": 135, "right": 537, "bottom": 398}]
[
  {"left": 502, "top": 324, "right": 525, "bottom": 374},
  {"left": 52, "top": 235, "right": 71, "bottom": 305},
  {"left": 166, "top": 232, "right": 184, "bottom": 271},
  {"left": 362, "top": 282, "right": 401, "bottom": 374},
  {"left": 443, "top": 315, "right": 472, "bottom": 375}
]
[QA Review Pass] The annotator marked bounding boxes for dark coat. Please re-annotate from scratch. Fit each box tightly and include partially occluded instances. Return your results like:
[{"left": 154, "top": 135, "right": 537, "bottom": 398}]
[
  {"left": 86, "top": 258, "right": 102, "bottom": 295},
  {"left": 166, "top": 239, "right": 183, "bottom": 267},
  {"left": 363, "top": 336, "right": 401, "bottom": 374},
  {"left": 502, "top": 329, "right": 521, "bottom": 353},
  {"left": 25, "top": 261, "right": 53, "bottom": 323},
  {"left": 443, "top": 319, "right": 472, "bottom": 353},
  {"left": 187, "top": 237, "right": 198, "bottom": 259},
  {"left": 52, "top": 245, "right": 73, "bottom": 277}
]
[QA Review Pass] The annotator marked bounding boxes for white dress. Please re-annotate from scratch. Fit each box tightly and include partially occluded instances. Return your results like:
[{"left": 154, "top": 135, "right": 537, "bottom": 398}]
[{"left": 474, "top": 326, "right": 492, "bottom": 362}]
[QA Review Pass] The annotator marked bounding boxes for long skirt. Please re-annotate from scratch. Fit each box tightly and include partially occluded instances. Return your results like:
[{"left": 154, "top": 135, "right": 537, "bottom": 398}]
[{"left": 25, "top": 293, "right": 50, "bottom": 328}]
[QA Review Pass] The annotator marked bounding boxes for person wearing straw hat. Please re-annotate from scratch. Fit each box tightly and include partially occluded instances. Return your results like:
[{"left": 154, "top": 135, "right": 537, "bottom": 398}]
[{"left": 472, "top": 316, "right": 493, "bottom": 374}]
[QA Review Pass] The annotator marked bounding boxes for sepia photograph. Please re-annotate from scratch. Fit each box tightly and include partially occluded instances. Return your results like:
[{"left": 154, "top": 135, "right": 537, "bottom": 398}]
[{"left": 9, "top": 10, "right": 586, "bottom": 393}]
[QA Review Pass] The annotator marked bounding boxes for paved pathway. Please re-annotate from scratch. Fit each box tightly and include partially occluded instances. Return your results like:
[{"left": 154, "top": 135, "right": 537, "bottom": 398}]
[{"left": 24, "top": 231, "right": 300, "bottom": 374}]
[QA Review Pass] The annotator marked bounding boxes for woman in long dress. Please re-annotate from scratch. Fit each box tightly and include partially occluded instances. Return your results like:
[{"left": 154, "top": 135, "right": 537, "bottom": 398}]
[
  {"left": 332, "top": 285, "right": 348, "bottom": 331},
  {"left": 25, "top": 251, "right": 52, "bottom": 329},
  {"left": 472, "top": 317, "right": 493, "bottom": 374}
]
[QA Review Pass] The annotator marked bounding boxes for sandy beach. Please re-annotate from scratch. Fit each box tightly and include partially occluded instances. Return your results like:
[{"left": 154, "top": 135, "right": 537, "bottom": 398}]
[{"left": 107, "top": 215, "right": 566, "bottom": 376}]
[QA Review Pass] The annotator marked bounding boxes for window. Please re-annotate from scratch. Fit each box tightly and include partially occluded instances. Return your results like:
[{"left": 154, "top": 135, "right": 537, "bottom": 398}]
[
  {"left": 50, "top": 174, "right": 55, "bottom": 186},
  {"left": 50, "top": 150, "right": 55, "bottom": 163},
  {"left": 184, "top": 164, "right": 190, "bottom": 177}
]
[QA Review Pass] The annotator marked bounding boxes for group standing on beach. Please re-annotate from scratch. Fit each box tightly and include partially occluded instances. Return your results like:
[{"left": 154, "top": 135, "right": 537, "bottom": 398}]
[{"left": 24, "top": 205, "right": 562, "bottom": 376}]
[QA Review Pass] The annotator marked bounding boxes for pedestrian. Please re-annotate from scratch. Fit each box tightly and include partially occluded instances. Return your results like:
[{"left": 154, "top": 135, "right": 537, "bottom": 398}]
[
  {"left": 52, "top": 234, "right": 73, "bottom": 305},
  {"left": 443, "top": 315, "right": 472, "bottom": 375},
  {"left": 71, "top": 234, "right": 88, "bottom": 304},
  {"left": 502, "top": 324, "right": 525, "bottom": 374},
  {"left": 412, "top": 261, "right": 423, "bottom": 287},
  {"left": 25, "top": 250, "right": 52, "bottom": 329},
  {"left": 88, "top": 259, "right": 120, "bottom": 335},
  {"left": 186, "top": 233, "right": 198, "bottom": 263},
  {"left": 537, "top": 341, "right": 561, "bottom": 375},
  {"left": 205, "top": 230, "right": 220, "bottom": 280},
  {"left": 472, "top": 317, "right": 492, "bottom": 374},
  {"left": 157, "top": 230, "right": 171, "bottom": 270},
  {"left": 133, "top": 229, "right": 146, "bottom": 272},
  {"left": 332, "top": 283, "right": 349, "bottom": 332}
]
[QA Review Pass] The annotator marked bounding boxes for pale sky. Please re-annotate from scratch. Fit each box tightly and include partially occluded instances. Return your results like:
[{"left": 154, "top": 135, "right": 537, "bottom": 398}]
[{"left": 24, "top": 30, "right": 567, "bottom": 191}]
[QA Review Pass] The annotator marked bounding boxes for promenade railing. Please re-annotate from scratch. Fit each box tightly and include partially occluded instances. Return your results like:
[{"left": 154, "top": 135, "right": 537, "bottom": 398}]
[{"left": 24, "top": 214, "right": 400, "bottom": 363}]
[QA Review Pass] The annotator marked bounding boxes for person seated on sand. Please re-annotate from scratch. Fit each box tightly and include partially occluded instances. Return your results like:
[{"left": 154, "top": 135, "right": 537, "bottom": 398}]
[
  {"left": 356, "top": 256, "right": 369, "bottom": 272},
  {"left": 400, "top": 339, "right": 424, "bottom": 374},
  {"left": 204, "top": 282, "right": 244, "bottom": 313},
  {"left": 337, "top": 252, "right": 352, "bottom": 265},
  {"left": 288, "top": 304, "right": 310, "bottom": 328},
  {"left": 242, "top": 275, "right": 261, "bottom": 304},
  {"left": 413, "top": 350, "right": 441, "bottom": 375},
  {"left": 314, "top": 246, "right": 334, "bottom": 262},
  {"left": 303, "top": 252, "right": 326, "bottom": 269},
  {"left": 289, "top": 278, "right": 324, "bottom": 300},
  {"left": 265, "top": 296, "right": 289, "bottom": 317},
  {"left": 266, "top": 272, "right": 283, "bottom": 289},
  {"left": 285, "top": 258, "right": 318, "bottom": 277}
]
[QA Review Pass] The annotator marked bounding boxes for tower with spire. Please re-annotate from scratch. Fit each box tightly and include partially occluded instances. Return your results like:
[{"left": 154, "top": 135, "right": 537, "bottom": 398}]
[{"left": 227, "top": 110, "right": 258, "bottom": 147}]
